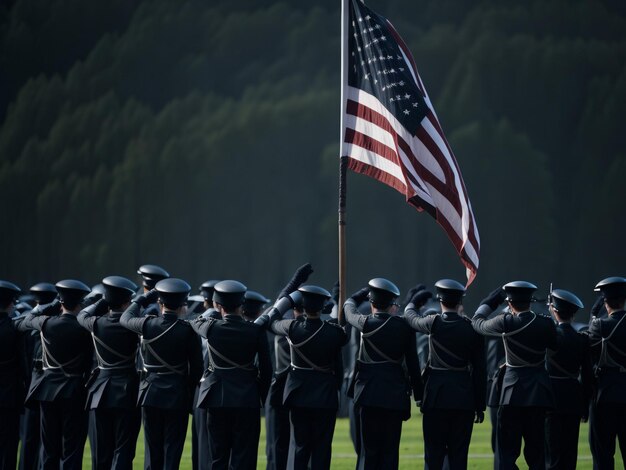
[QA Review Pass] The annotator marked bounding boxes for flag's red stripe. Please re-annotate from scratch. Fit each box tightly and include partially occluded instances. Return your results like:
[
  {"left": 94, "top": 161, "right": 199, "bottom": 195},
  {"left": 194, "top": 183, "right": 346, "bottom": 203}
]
[
  {"left": 408, "top": 191, "right": 478, "bottom": 276},
  {"left": 426, "top": 113, "right": 481, "bottom": 252},
  {"left": 344, "top": 128, "right": 400, "bottom": 167},
  {"left": 345, "top": 157, "right": 407, "bottom": 195},
  {"left": 415, "top": 113, "right": 480, "bottom": 254},
  {"left": 420, "top": 114, "right": 481, "bottom": 256},
  {"left": 395, "top": 132, "right": 462, "bottom": 213},
  {"left": 413, "top": 122, "right": 456, "bottom": 194}
]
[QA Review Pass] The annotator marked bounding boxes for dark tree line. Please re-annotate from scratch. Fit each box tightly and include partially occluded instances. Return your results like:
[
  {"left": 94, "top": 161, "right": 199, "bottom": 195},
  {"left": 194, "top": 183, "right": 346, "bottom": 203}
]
[{"left": 0, "top": 0, "right": 624, "bottom": 313}]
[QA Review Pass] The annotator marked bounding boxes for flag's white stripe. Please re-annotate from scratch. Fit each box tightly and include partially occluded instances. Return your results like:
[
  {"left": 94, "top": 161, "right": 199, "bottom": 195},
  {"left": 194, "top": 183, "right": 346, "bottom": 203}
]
[
  {"left": 345, "top": 113, "right": 435, "bottom": 206},
  {"left": 346, "top": 87, "right": 446, "bottom": 183},
  {"left": 424, "top": 180, "right": 480, "bottom": 267},
  {"left": 422, "top": 117, "right": 476, "bottom": 250},
  {"left": 342, "top": 143, "right": 407, "bottom": 185},
  {"left": 345, "top": 114, "right": 397, "bottom": 152},
  {"left": 396, "top": 147, "right": 435, "bottom": 206}
]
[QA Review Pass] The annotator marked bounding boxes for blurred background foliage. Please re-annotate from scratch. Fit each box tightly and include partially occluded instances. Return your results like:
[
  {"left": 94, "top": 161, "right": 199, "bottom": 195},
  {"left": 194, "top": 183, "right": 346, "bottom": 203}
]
[{"left": 0, "top": 0, "right": 625, "bottom": 310}]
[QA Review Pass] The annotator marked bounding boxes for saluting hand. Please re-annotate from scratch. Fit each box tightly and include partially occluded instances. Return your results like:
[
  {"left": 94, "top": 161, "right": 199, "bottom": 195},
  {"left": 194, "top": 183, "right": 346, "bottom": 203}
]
[
  {"left": 133, "top": 289, "right": 159, "bottom": 308},
  {"left": 590, "top": 295, "right": 604, "bottom": 318},
  {"left": 93, "top": 298, "right": 110, "bottom": 316},
  {"left": 480, "top": 288, "right": 507, "bottom": 310},
  {"left": 403, "top": 283, "right": 426, "bottom": 305},
  {"left": 32, "top": 300, "right": 62, "bottom": 316},
  {"left": 349, "top": 287, "right": 370, "bottom": 305},
  {"left": 278, "top": 263, "right": 314, "bottom": 298},
  {"left": 410, "top": 289, "right": 433, "bottom": 308}
]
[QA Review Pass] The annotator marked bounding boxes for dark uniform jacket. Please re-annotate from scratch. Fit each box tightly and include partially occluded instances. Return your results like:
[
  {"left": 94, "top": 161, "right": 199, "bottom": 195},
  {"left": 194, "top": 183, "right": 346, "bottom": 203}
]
[
  {"left": 547, "top": 322, "right": 593, "bottom": 415},
  {"left": 589, "top": 310, "right": 626, "bottom": 405},
  {"left": 191, "top": 313, "right": 272, "bottom": 408},
  {"left": 270, "top": 316, "right": 347, "bottom": 409},
  {"left": 344, "top": 300, "right": 421, "bottom": 418},
  {"left": 0, "top": 312, "right": 24, "bottom": 408},
  {"left": 472, "top": 305, "right": 557, "bottom": 408},
  {"left": 18, "top": 311, "right": 93, "bottom": 403},
  {"left": 404, "top": 307, "right": 485, "bottom": 412},
  {"left": 78, "top": 308, "right": 141, "bottom": 409},
  {"left": 121, "top": 303, "right": 203, "bottom": 411}
]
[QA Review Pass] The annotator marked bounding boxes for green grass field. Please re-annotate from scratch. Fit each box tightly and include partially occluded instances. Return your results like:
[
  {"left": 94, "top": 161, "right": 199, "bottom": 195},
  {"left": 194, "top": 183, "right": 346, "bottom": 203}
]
[{"left": 81, "top": 414, "right": 616, "bottom": 469}]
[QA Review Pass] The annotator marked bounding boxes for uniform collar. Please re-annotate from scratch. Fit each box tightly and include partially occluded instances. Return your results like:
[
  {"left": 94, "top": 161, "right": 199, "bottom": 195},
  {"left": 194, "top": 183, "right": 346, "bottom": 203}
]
[
  {"left": 162, "top": 312, "right": 178, "bottom": 320},
  {"left": 224, "top": 313, "right": 244, "bottom": 322},
  {"left": 441, "top": 310, "right": 460, "bottom": 319}
]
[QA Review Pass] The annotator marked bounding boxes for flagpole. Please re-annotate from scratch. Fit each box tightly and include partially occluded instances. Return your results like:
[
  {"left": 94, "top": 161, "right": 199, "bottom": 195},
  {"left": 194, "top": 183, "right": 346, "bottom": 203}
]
[{"left": 338, "top": 0, "right": 349, "bottom": 324}]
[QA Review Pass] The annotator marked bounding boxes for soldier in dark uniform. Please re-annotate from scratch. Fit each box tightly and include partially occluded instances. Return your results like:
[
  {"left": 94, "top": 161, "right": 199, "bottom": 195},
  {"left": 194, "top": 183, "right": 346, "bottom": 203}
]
[
  {"left": 77, "top": 276, "right": 142, "bottom": 470},
  {"left": 341, "top": 278, "right": 422, "bottom": 470},
  {"left": 588, "top": 276, "right": 626, "bottom": 470},
  {"left": 190, "top": 280, "right": 272, "bottom": 470},
  {"left": 136, "top": 264, "right": 170, "bottom": 317},
  {"left": 120, "top": 278, "right": 203, "bottom": 470},
  {"left": 265, "top": 265, "right": 314, "bottom": 470},
  {"left": 485, "top": 310, "right": 506, "bottom": 455},
  {"left": 18, "top": 282, "right": 57, "bottom": 470},
  {"left": 545, "top": 288, "right": 593, "bottom": 470},
  {"left": 191, "top": 279, "right": 220, "bottom": 470},
  {"left": 0, "top": 280, "right": 24, "bottom": 469},
  {"left": 18, "top": 280, "right": 94, "bottom": 470},
  {"left": 258, "top": 282, "right": 347, "bottom": 470},
  {"left": 472, "top": 281, "right": 557, "bottom": 470},
  {"left": 403, "top": 280, "right": 485, "bottom": 470},
  {"left": 243, "top": 290, "right": 270, "bottom": 322},
  {"left": 266, "top": 305, "right": 298, "bottom": 470}
]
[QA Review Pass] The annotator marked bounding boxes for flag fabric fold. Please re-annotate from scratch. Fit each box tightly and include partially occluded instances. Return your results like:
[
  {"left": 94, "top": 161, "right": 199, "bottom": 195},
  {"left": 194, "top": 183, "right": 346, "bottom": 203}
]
[{"left": 341, "top": 0, "right": 480, "bottom": 285}]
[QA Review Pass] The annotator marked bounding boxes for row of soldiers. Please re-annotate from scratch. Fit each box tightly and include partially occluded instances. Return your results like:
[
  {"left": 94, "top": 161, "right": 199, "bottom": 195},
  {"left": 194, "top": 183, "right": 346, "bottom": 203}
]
[{"left": 0, "top": 263, "right": 625, "bottom": 469}]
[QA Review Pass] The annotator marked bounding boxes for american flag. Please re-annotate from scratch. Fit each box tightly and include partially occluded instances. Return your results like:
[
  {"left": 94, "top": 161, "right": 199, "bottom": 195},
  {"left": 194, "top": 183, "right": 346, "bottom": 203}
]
[{"left": 341, "top": 0, "right": 480, "bottom": 284}]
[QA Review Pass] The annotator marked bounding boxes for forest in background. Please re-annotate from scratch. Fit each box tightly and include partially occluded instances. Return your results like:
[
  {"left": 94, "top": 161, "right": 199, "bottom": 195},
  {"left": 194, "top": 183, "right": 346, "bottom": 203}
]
[{"left": 1, "top": 0, "right": 625, "bottom": 310}]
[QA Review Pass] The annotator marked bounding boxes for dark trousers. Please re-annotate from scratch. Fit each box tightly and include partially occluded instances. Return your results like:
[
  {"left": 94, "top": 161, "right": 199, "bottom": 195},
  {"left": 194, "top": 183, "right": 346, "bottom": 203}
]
[
  {"left": 545, "top": 412, "right": 580, "bottom": 470},
  {"left": 88, "top": 411, "right": 97, "bottom": 469},
  {"left": 19, "top": 404, "right": 41, "bottom": 470},
  {"left": 142, "top": 406, "right": 189, "bottom": 470},
  {"left": 40, "top": 400, "right": 88, "bottom": 470},
  {"left": 0, "top": 407, "right": 20, "bottom": 470},
  {"left": 266, "top": 404, "right": 290, "bottom": 470},
  {"left": 288, "top": 407, "right": 336, "bottom": 470},
  {"left": 192, "top": 407, "right": 211, "bottom": 470},
  {"left": 91, "top": 408, "right": 141, "bottom": 470},
  {"left": 589, "top": 403, "right": 626, "bottom": 470},
  {"left": 349, "top": 398, "right": 360, "bottom": 455},
  {"left": 496, "top": 406, "right": 545, "bottom": 470},
  {"left": 356, "top": 406, "right": 404, "bottom": 470},
  {"left": 422, "top": 408, "right": 474, "bottom": 470},
  {"left": 207, "top": 407, "right": 260, "bottom": 470},
  {"left": 489, "top": 406, "right": 498, "bottom": 454}
]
